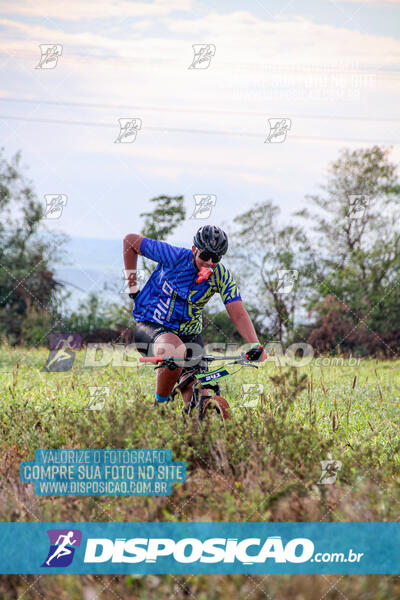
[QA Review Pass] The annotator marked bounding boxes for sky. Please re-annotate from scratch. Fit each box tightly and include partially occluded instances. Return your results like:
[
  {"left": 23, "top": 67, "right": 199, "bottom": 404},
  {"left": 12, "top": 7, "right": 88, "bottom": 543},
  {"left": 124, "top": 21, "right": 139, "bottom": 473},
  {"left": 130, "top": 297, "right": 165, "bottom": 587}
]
[{"left": 0, "top": 0, "right": 399, "bottom": 301}]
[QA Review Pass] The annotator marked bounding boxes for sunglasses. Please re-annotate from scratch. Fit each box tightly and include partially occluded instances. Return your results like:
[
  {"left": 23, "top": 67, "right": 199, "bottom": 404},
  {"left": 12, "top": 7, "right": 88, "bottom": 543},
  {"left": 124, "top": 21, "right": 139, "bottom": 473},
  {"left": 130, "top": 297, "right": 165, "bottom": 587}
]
[{"left": 197, "top": 249, "right": 222, "bottom": 263}]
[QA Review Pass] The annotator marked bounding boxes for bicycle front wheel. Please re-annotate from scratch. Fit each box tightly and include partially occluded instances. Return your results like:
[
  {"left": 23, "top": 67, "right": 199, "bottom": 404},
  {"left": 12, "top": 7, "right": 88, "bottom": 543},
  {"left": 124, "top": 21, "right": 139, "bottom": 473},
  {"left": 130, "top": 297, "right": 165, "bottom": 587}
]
[{"left": 201, "top": 395, "right": 231, "bottom": 421}]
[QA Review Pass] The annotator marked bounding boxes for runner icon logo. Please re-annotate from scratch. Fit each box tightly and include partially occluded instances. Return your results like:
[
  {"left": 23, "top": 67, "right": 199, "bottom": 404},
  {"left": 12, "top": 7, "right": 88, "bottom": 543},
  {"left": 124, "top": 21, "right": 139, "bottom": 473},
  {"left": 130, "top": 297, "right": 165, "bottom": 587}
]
[{"left": 41, "top": 529, "right": 82, "bottom": 567}]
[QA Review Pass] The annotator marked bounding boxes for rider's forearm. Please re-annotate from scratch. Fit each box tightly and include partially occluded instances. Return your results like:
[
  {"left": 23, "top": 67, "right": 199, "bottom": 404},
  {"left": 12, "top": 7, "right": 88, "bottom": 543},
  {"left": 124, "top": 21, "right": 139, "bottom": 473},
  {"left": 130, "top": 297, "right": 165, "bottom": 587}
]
[
  {"left": 225, "top": 301, "right": 259, "bottom": 344},
  {"left": 123, "top": 233, "right": 143, "bottom": 292},
  {"left": 235, "top": 313, "right": 259, "bottom": 344}
]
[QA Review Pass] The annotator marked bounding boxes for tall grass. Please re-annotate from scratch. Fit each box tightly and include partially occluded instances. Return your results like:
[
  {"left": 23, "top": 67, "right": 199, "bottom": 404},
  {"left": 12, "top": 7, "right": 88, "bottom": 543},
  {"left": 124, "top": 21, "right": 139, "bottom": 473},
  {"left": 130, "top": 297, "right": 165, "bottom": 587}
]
[{"left": 0, "top": 346, "right": 399, "bottom": 599}]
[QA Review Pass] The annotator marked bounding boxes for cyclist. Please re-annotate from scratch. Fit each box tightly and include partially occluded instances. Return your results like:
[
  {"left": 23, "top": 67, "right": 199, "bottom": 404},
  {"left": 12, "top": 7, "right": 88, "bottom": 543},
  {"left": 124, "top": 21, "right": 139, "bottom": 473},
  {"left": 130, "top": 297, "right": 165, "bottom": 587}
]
[{"left": 123, "top": 225, "right": 265, "bottom": 407}]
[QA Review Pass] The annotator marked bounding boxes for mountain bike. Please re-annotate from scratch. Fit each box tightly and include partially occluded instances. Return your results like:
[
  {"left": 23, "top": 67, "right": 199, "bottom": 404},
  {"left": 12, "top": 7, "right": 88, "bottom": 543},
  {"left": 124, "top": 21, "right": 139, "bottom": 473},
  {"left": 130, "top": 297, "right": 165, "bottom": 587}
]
[{"left": 139, "top": 353, "right": 259, "bottom": 423}]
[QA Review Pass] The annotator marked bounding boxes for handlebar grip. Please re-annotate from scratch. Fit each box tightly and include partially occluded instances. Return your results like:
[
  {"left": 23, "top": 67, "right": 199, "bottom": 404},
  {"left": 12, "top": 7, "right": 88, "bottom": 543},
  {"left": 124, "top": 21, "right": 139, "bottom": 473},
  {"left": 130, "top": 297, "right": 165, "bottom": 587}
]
[{"left": 139, "top": 356, "right": 163, "bottom": 363}]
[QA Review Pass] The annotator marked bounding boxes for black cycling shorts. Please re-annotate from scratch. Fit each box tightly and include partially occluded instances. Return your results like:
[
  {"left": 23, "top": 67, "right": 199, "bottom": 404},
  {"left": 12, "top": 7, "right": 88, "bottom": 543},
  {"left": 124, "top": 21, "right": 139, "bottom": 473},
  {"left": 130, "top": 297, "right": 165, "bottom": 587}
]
[{"left": 134, "top": 320, "right": 205, "bottom": 372}]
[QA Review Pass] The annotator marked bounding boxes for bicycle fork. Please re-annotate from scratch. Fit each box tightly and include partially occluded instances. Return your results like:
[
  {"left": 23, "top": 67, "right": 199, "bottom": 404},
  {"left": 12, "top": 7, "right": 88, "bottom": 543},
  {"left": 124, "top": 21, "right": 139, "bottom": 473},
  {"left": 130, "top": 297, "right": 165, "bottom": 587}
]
[{"left": 195, "top": 383, "right": 221, "bottom": 421}]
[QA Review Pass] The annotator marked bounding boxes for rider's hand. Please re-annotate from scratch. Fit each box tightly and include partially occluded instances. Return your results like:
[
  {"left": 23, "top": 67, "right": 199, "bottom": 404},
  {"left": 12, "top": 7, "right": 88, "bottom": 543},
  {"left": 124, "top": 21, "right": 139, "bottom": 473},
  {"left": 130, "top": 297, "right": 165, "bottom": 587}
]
[{"left": 245, "top": 343, "right": 267, "bottom": 362}]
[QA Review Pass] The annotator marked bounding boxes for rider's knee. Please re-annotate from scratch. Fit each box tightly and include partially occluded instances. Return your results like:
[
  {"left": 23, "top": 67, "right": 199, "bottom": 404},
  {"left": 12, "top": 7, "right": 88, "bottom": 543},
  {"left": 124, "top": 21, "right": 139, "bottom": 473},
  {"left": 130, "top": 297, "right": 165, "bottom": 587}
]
[{"left": 153, "top": 339, "right": 185, "bottom": 358}]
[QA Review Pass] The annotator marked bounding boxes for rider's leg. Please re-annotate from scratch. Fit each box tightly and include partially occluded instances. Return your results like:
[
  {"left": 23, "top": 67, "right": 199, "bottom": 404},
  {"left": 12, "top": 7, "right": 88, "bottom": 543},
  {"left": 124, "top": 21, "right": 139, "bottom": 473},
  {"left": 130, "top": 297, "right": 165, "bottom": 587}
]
[
  {"left": 152, "top": 332, "right": 186, "bottom": 401},
  {"left": 178, "top": 334, "right": 205, "bottom": 405},
  {"left": 180, "top": 377, "right": 210, "bottom": 406}
]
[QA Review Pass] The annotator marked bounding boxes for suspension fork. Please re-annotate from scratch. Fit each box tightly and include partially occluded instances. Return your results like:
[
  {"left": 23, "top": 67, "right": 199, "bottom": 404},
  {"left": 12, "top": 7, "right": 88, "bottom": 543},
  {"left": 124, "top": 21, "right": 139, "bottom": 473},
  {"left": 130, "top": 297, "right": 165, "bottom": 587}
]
[{"left": 198, "top": 382, "right": 221, "bottom": 421}]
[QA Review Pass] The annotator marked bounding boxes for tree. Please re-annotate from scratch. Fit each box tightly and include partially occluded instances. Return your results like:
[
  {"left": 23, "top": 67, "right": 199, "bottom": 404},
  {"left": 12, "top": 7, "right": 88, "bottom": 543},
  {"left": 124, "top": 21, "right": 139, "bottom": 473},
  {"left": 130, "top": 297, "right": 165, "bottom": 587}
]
[
  {"left": 0, "top": 149, "right": 67, "bottom": 344},
  {"left": 297, "top": 146, "right": 400, "bottom": 348},
  {"left": 139, "top": 195, "right": 186, "bottom": 274},
  {"left": 202, "top": 304, "right": 272, "bottom": 345},
  {"left": 231, "top": 200, "right": 315, "bottom": 342},
  {"left": 140, "top": 195, "right": 185, "bottom": 240},
  {"left": 202, "top": 309, "right": 243, "bottom": 345}
]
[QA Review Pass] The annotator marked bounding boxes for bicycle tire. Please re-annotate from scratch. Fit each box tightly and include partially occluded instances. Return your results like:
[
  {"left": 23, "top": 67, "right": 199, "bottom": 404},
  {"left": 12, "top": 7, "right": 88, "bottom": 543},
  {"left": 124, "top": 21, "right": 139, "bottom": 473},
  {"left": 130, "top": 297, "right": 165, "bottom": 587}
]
[{"left": 201, "top": 395, "right": 231, "bottom": 420}]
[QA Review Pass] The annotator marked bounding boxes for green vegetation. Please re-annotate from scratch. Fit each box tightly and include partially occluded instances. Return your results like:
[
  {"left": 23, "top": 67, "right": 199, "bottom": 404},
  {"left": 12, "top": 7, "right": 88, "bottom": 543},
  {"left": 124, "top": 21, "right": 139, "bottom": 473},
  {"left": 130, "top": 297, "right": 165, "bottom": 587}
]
[
  {"left": 1, "top": 146, "right": 400, "bottom": 354},
  {"left": 0, "top": 145, "right": 399, "bottom": 598},
  {"left": 0, "top": 149, "right": 68, "bottom": 345},
  {"left": 1, "top": 346, "right": 399, "bottom": 599}
]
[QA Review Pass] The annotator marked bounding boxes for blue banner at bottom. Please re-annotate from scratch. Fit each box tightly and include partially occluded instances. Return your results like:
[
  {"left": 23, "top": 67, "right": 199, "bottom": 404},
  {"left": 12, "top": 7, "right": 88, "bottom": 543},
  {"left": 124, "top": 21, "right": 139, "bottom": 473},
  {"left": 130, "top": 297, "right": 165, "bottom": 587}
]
[{"left": 0, "top": 522, "right": 398, "bottom": 574}]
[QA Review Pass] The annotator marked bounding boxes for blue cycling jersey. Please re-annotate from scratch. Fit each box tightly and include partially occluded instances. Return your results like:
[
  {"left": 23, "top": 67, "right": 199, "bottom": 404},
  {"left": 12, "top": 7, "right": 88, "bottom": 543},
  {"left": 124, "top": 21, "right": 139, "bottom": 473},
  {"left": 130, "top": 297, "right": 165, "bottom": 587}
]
[{"left": 133, "top": 238, "right": 241, "bottom": 335}]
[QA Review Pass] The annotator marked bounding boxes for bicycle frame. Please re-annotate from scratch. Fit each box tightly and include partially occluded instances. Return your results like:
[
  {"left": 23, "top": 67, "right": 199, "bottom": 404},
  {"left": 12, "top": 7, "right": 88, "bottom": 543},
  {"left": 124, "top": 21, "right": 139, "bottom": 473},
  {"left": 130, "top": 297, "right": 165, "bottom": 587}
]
[{"left": 139, "top": 353, "right": 258, "bottom": 421}]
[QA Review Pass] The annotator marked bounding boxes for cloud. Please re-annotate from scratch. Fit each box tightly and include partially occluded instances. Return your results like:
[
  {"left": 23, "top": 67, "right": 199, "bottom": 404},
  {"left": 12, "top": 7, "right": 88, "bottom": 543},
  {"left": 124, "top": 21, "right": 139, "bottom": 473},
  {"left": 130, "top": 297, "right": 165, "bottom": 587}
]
[
  {"left": 0, "top": 6, "right": 398, "bottom": 239},
  {"left": 1, "top": 9, "right": 398, "bottom": 163},
  {"left": 1, "top": 9, "right": 400, "bottom": 68},
  {"left": 164, "top": 12, "right": 400, "bottom": 67},
  {"left": 0, "top": 0, "right": 193, "bottom": 20}
]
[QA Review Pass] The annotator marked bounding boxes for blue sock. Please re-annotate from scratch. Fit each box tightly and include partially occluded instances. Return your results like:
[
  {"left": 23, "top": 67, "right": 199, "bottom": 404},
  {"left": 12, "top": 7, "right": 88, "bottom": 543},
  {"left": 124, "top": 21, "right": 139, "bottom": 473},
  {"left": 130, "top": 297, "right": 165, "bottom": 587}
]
[{"left": 155, "top": 392, "right": 170, "bottom": 404}]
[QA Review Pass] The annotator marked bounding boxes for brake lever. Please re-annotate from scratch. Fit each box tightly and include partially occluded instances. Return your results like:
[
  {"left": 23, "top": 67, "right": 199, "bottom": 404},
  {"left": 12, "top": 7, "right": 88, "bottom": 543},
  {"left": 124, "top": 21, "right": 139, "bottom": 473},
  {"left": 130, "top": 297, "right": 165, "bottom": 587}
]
[
  {"left": 154, "top": 359, "right": 180, "bottom": 371},
  {"left": 231, "top": 358, "right": 259, "bottom": 368},
  {"left": 238, "top": 353, "right": 260, "bottom": 368}
]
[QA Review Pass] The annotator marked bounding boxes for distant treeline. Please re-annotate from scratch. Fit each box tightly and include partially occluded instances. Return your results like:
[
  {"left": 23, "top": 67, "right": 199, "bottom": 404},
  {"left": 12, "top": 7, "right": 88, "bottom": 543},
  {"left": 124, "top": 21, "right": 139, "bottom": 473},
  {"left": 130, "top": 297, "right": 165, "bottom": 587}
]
[{"left": 1, "top": 146, "right": 399, "bottom": 357}]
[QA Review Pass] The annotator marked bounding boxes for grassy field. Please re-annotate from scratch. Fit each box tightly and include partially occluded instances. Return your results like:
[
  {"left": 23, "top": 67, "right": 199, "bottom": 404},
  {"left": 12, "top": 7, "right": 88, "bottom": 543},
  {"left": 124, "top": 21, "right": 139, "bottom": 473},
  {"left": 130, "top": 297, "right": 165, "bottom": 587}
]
[{"left": 0, "top": 345, "right": 399, "bottom": 599}]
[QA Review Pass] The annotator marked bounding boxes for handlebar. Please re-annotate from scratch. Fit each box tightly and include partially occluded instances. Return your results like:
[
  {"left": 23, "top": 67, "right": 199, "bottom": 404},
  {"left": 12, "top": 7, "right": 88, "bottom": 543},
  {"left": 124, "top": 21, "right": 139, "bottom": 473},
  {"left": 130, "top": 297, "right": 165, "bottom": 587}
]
[
  {"left": 139, "top": 354, "right": 260, "bottom": 367},
  {"left": 139, "top": 354, "right": 243, "bottom": 364}
]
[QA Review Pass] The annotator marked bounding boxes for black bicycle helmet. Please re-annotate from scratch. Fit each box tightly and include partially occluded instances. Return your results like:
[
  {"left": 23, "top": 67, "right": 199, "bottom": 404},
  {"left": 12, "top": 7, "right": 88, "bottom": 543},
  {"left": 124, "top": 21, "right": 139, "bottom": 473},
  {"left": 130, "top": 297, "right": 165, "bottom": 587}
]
[{"left": 193, "top": 225, "right": 228, "bottom": 255}]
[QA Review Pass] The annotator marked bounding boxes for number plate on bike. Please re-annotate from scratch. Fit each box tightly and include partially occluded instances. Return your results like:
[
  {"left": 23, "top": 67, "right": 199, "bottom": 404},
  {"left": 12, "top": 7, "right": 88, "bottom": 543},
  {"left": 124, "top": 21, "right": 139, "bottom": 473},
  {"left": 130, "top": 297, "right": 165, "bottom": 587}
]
[{"left": 195, "top": 369, "right": 229, "bottom": 383}]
